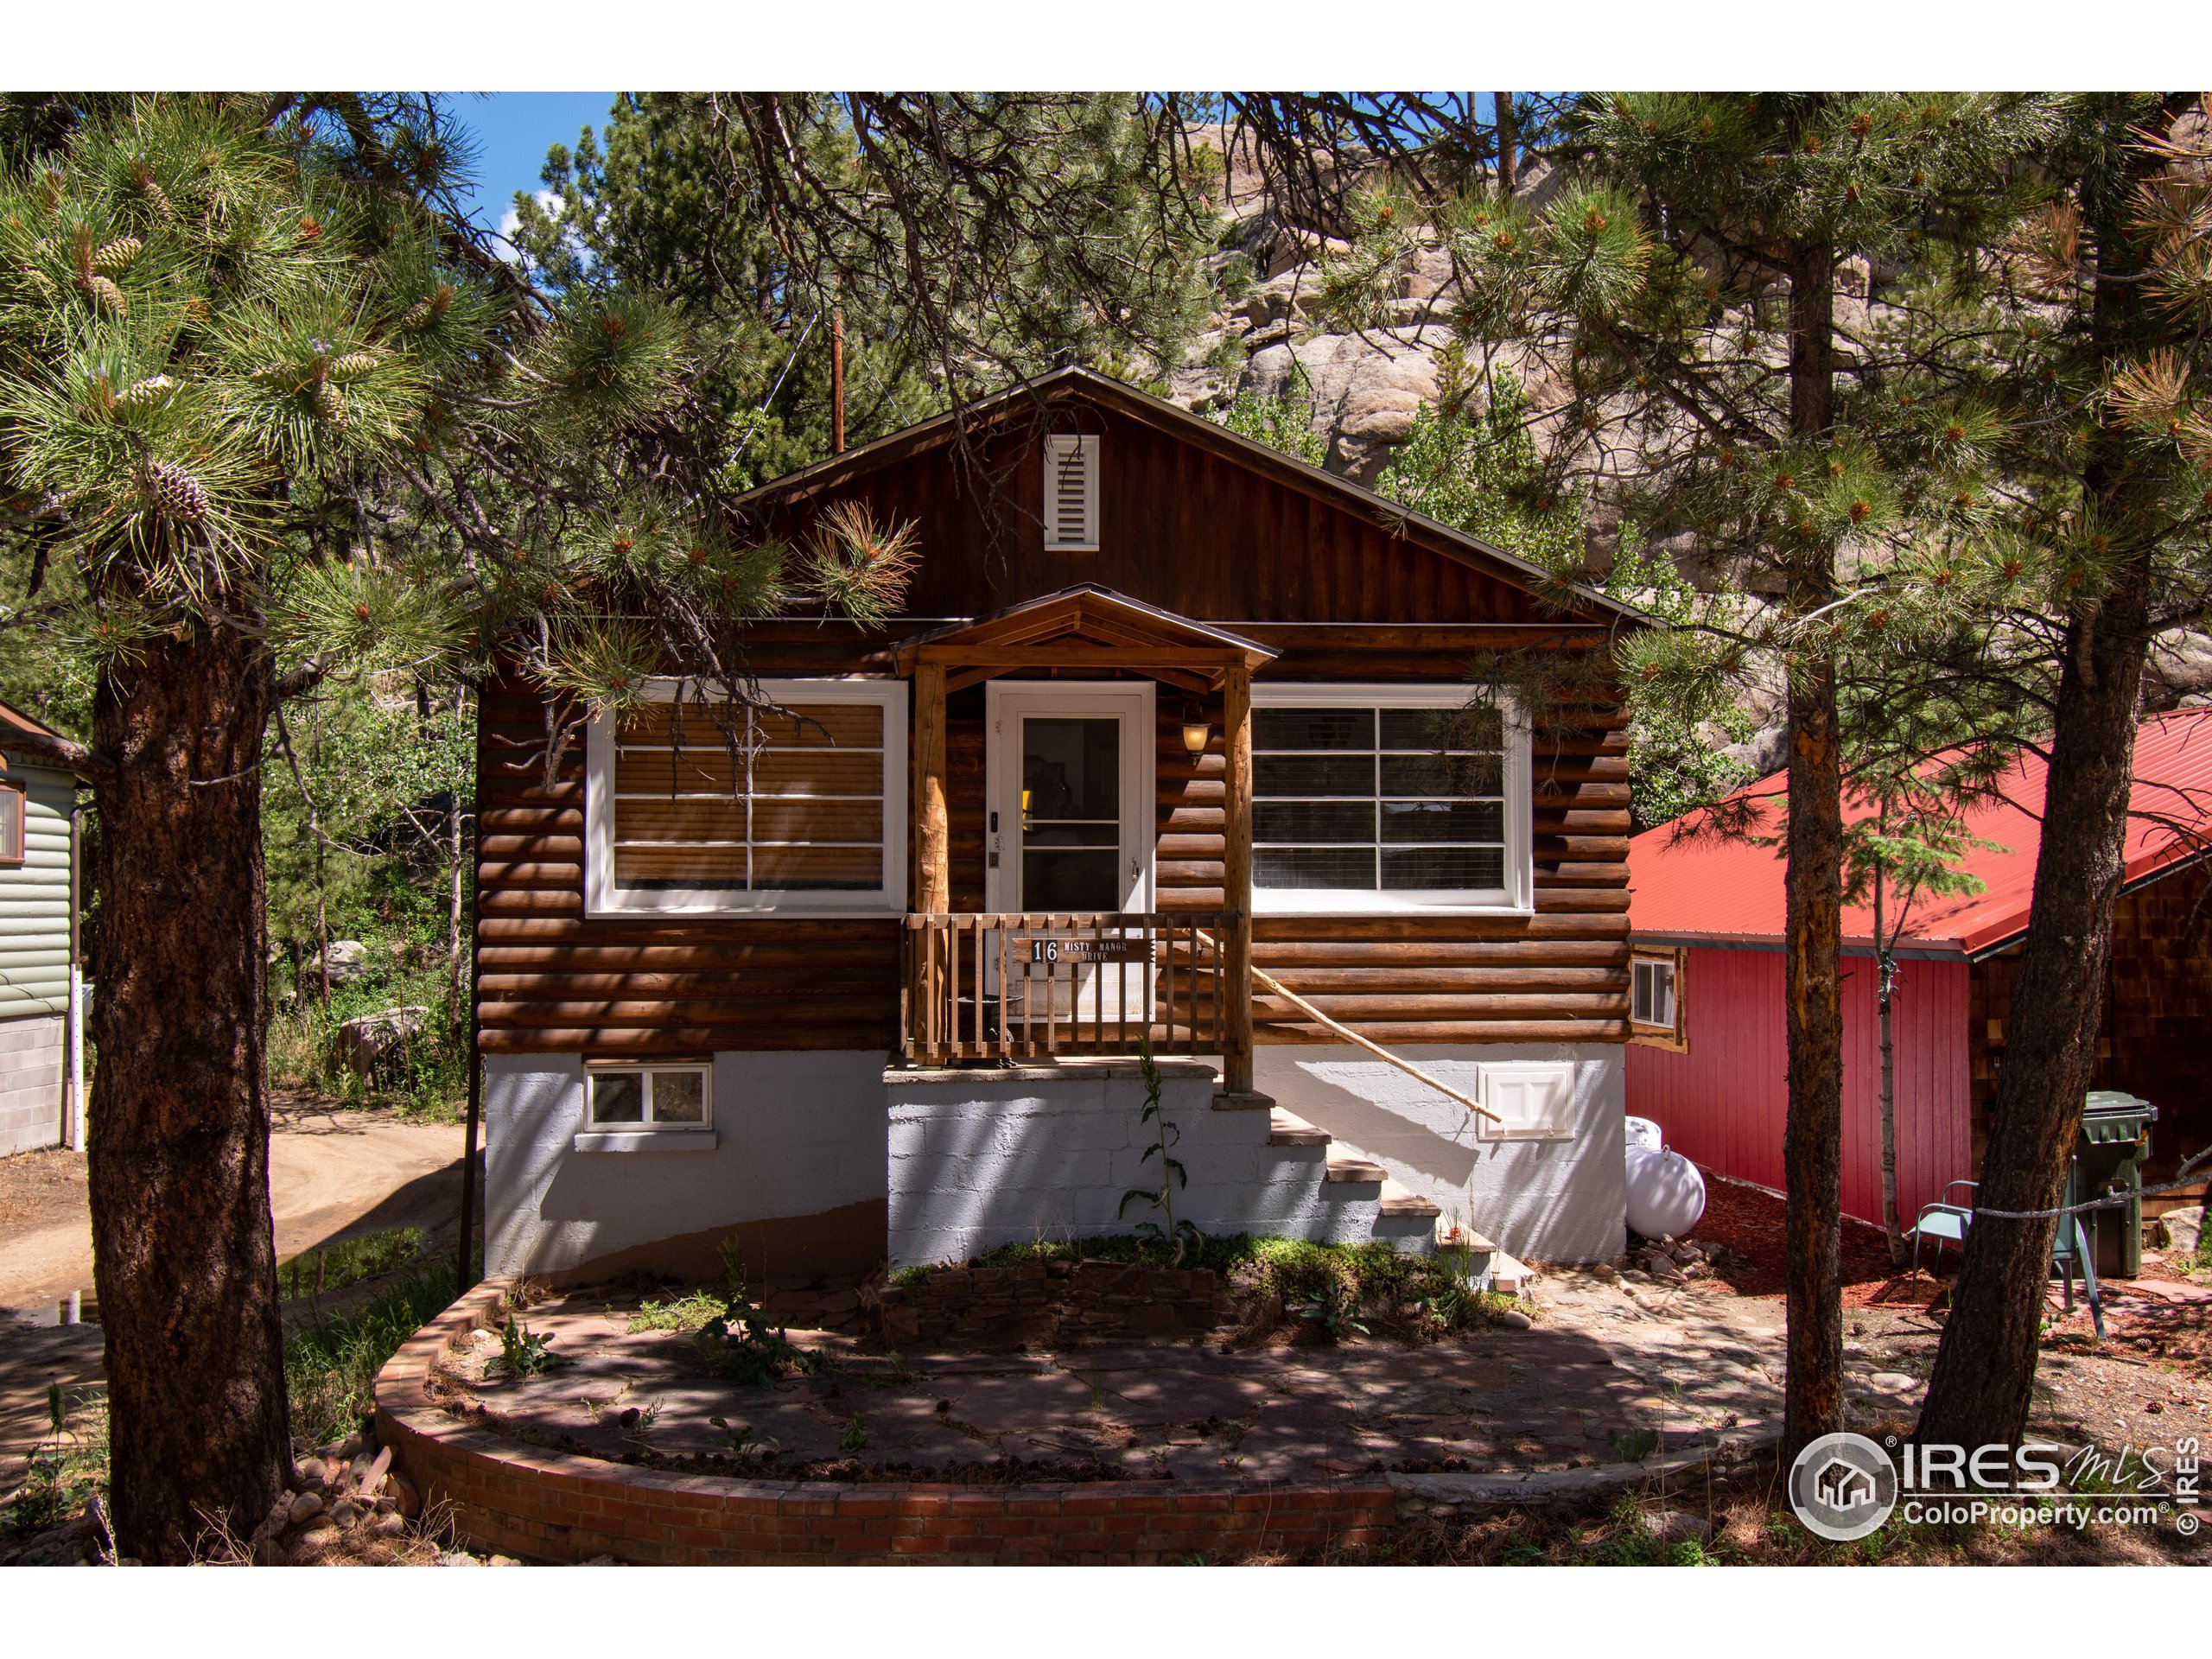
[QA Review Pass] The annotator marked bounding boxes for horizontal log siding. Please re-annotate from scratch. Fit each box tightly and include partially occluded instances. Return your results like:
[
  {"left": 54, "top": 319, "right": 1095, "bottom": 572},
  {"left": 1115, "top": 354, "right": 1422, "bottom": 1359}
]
[
  {"left": 1154, "top": 652, "right": 1628, "bottom": 1046},
  {"left": 478, "top": 390, "right": 1632, "bottom": 1057},
  {"left": 476, "top": 681, "right": 900, "bottom": 1057}
]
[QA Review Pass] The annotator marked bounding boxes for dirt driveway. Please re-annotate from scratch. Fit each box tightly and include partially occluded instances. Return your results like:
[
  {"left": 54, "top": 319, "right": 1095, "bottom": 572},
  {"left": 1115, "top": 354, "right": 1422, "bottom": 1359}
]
[{"left": 0, "top": 1090, "right": 467, "bottom": 1313}]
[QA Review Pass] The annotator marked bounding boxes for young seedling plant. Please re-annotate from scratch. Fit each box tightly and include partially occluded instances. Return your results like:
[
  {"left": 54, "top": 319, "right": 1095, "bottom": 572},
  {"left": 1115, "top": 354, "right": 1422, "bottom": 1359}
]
[{"left": 1117, "top": 1040, "right": 1203, "bottom": 1267}]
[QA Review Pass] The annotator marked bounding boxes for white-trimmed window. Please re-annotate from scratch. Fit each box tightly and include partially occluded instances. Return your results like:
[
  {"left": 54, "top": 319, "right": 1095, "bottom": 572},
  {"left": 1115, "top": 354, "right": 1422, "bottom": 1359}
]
[
  {"left": 0, "top": 784, "right": 22, "bottom": 867},
  {"left": 1249, "top": 684, "right": 1529, "bottom": 913},
  {"left": 587, "top": 677, "right": 907, "bottom": 916},
  {"left": 1630, "top": 948, "right": 1686, "bottom": 1051},
  {"left": 1042, "top": 434, "right": 1099, "bottom": 550},
  {"left": 584, "top": 1063, "right": 712, "bottom": 1131}
]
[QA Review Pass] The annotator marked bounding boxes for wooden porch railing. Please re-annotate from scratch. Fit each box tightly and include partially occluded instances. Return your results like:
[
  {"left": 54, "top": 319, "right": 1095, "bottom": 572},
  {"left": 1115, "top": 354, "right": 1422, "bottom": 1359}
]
[{"left": 901, "top": 912, "right": 1228, "bottom": 1064}]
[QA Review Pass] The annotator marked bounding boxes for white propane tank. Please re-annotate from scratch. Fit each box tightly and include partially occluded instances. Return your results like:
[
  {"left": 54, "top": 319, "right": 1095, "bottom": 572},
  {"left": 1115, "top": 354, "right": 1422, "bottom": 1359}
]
[
  {"left": 1624, "top": 1116, "right": 1663, "bottom": 1152},
  {"left": 1624, "top": 1145, "right": 1707, "bottom": 1240}
]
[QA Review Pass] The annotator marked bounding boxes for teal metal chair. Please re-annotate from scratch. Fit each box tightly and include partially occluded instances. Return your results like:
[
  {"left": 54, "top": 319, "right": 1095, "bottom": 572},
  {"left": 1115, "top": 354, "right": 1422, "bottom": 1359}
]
[
  {"left": 1906, "top": 1177, "right": 2105, "bottom": 1338},
  {"left": 2050, "top": 1212, "right": 2106, "bottom": 1338},
  {"left": 1907, "top": 1180, "right": 1979, "bottom": 1278}
]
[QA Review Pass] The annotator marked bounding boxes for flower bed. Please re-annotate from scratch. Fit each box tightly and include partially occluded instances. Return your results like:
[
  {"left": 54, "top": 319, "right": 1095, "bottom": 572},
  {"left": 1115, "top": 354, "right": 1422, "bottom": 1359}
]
[{"left": 373, "top": 1283, "right": 1395, "bottom": 1564}]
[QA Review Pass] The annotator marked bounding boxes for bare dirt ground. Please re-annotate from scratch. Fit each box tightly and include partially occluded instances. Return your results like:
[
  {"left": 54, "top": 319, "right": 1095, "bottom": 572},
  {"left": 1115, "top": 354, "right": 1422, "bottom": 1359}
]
[
  {"left": 0, "top": 1087, "right": 466, "bottom": 1313},
  {"left": 0, "top": 1089, "right": 467, "bottom": 1478}
]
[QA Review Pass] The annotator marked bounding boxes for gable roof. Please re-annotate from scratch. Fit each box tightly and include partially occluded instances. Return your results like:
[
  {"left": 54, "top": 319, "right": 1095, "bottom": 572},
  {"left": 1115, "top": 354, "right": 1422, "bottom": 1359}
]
[
  {"left": 0, "top": 696, "right": 89, "bottom": 779},
  {"left": 893, "top": 584, "right": 1276, "bottom": 693},
  {"left": 733, "top": 365, "right": 1651, "bottom": 628},
  {"left": 1628, "top": 708, "right": 2212, "bottom": 957}
]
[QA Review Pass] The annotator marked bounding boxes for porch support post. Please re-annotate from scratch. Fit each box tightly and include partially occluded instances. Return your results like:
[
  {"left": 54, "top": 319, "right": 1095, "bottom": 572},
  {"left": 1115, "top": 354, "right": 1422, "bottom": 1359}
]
[
  {"left": 915, "top": 660, "right": 950, "bottom": 914},
  {"left": 1223, "top": 659, "right": 1255, "bottom": 1093}
]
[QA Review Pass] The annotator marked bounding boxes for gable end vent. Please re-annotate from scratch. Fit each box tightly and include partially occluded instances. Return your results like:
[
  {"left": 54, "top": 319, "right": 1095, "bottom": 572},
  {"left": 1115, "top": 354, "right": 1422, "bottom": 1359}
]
[{"left": 1042, "top": 434, "right": 1100, "bottom": 550}]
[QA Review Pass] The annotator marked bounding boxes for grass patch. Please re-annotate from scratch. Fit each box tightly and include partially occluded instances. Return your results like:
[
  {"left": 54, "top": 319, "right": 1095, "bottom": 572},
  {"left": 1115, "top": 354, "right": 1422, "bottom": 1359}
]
[
  {"left": 628, "top": 1290, "right": 725, "bottom": 1333},
  {"left": 285, "top": 1251, "right": 471, "bottom": 1446},
  {"left": 1, "top": 1387, "right": 108, "bottom": 1546},
  {"left": 278, "top": 1226, "right": 426, "bottom": 1302}
]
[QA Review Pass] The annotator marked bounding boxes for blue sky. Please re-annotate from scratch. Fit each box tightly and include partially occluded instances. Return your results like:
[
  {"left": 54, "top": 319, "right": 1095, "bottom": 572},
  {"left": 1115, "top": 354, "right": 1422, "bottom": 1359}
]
[{"left": 442, "top": 92, "right": 618, "bottom": 238}]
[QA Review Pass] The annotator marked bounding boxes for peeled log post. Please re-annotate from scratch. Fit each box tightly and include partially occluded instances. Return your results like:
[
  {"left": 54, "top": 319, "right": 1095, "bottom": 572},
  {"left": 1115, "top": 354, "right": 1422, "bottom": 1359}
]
[
  {"left": 1222, "top": 662, "right": 1255, "bottom": 1093},
  {"left": 915, "top": 661, "right": 950, "bottom": 914}
]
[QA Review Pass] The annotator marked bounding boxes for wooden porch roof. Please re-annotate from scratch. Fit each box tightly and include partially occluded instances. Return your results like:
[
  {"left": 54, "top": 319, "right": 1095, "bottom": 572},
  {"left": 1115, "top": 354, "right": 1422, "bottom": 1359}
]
[{"left": 892, "top": 584, "right": 1278, "bottom": 693}]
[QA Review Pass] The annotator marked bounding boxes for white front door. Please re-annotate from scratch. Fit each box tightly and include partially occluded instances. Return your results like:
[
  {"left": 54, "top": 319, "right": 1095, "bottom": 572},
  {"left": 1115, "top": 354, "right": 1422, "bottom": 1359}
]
[{"left": 984, "top": 681, "right": 1155, "bottom": 915}]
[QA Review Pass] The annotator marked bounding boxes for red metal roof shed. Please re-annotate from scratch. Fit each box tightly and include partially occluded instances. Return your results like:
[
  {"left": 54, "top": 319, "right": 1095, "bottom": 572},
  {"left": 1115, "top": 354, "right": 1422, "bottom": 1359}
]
[{"left": 1628, "top": 708, "right": 2212, "bottom": 957}]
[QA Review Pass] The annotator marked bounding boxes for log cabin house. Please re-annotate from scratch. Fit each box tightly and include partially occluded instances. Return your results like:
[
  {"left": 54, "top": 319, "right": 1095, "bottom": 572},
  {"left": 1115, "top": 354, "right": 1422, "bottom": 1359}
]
[
  {"left": 477, "top": 367, "right": 1644, "bottom": 1284},
  {"left": 1625, "top": 707, "right": 2212, "bottom": 1262}
]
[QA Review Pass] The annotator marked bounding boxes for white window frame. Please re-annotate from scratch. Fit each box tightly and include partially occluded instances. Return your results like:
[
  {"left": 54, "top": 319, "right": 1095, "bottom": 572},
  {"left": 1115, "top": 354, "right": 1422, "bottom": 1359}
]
[
  {"left": 1630, "top": 947, "right": 1687, "bottom": 1051},
  {"left": 1248, "top": 683, "right": 1531, "bottom": 915},
  {"left": 1041, "top": 434, "right": 1100, "bottom": 550},
  {"left": 582, "top": 1062, "right": 715, "bottom": 1132},
  {"left": 586, "top": 677, "right": 908, "bottom": 917}
]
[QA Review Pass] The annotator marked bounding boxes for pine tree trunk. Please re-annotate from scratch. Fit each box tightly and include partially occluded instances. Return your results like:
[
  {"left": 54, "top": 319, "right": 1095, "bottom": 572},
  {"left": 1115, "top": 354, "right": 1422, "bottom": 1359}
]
[
  {"left": 86, "top": 620, "right": 289, "bottom": 1563},
  {"left": 1915, "top": 565, "right": 2152, "bottom": 1450},
  {"left": 1781, "top": 236, "right": 1846, "bottom": 1464},
  {"left": 1912, "top": 98, "right": 2183, "bottom": 1455},
  {"left": 1494, "top": 93, "right": 1517, "bottom": 199},
  {"left": 1876, "top": 867, "right": 1905, "bottom": 1267}
]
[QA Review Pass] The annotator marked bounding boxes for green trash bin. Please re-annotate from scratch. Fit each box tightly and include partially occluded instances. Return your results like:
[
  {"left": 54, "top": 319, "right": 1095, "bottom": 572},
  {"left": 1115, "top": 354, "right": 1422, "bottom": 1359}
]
[{"left": 2069, "top": 1090, "right": 2158, "bottom": 1280}]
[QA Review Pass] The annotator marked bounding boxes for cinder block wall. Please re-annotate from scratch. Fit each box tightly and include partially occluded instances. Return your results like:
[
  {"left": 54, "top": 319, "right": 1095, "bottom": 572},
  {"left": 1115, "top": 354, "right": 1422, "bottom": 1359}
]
[
  {"left": 0, "top": 1012, "right": 63, "bottom": 1158},
  {"left": 482, "top": 1050, "right": 891, "bottom": 1282},
  {"left": 886, "top": 1060, "right": 1382, "bottom": 1268},
  {"left": 1256, "top": 1044, "right": 1627, "bottom": 1264}
]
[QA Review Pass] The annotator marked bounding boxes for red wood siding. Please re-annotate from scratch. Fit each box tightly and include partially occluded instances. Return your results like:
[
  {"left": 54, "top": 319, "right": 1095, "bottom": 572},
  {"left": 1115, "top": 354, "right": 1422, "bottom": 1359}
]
[{"left": 1624, "top": 945, "right": 1972, "bottom": 1228}]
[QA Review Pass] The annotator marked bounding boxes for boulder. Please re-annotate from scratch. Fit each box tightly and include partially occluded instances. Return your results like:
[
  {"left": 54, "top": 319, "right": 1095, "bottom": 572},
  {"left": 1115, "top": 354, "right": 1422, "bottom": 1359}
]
[
  {"left": 305, "top": 939, "right": 369, "bottom": 983},
  {"left": 1647, "top": 1510, "right": 1714, "bottom": 1547},
  {"left": 337, "top": 1006, "right": 431, "bottom": 1083},
  {"left": 2158, "top": 1209, "right": 2203, "bottom": 1255}
]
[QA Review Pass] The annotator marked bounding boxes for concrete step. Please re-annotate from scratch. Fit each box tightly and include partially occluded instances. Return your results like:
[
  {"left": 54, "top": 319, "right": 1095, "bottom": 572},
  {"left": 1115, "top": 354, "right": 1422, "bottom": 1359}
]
[
  {"left": 1324, "top": 1154, "right": 1389, "bottom": 1185},
  {"left": 1211, "top": 1087, "right": 1274, "bottom": 1112},
  {"left": 1376, "top": 1179, "right": 1440, "bottom": 1220},
  {"left": 1489, "top": 1249, "right": 1535, "bottom": 1296},
  {"left": 1268, "top": 1108, "right": 1332, "bottom": 1148}
]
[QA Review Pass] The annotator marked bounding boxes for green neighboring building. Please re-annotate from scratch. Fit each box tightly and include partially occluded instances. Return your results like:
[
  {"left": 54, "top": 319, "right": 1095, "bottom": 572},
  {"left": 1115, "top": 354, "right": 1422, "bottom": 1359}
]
[{"left": 0, "top": 699, "right": 86, "bottom": 1159}]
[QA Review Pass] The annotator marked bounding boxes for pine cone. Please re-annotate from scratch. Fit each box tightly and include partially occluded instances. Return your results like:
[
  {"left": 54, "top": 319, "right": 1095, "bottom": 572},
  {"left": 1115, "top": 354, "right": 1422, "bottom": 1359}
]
[
  {"left": 132, "top": 163, "right": 175, "bottom": 224},
  {"left": 398, "top": 284, "right": 454, "bottom": 333},
  {"left": 137, "top": 459, "right": 208, "bottom": 524},
  {"left": 313, "top": 381, "right": 348, "bottom": 429},
  {"left": 92, "top": 237, "right": 143, "bottom": 276},
  {"left": 19, "top": 265, "right": 55, "bottom": 301},
  {"left": 114, "top": 375, "right": 175, "bottom": 413},
  {"left": 80, "top": 274, "right": 126, "bottom": 319},
  {"left": 328, "top": 351, "right": 379, "bottom": 380}
]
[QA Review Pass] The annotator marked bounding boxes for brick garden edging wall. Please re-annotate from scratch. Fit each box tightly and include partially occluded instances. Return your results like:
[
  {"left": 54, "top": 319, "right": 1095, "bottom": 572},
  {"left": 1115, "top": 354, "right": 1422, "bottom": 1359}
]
[
  {"left": 875, "top": 1260, "right": 1219, "bottom": 1348},
  {"left": 372, "top": 1282, "right": 1394, "bottom": 1565}
]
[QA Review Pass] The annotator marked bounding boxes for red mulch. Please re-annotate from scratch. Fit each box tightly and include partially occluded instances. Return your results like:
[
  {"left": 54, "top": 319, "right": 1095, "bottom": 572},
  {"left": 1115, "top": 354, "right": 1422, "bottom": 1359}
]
[{"left": 1688, "top": 1169, "right": 1935, "bottom": 1306}]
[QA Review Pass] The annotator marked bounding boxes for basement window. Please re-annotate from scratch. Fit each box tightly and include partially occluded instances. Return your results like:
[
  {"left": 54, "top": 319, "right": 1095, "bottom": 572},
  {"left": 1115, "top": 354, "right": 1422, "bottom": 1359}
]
[
  {"left": 1249, "top": 684, "right": 1530, "bottom": 913},
  {"left": 583, "top": 1064, "right": 712, "bottom": 1131},
  {"left": 586, "top": 677, "right": 908, "bottom": 916},
  {"left": 1630, "top": 949, "right": 1686, "bottom": 1051}
]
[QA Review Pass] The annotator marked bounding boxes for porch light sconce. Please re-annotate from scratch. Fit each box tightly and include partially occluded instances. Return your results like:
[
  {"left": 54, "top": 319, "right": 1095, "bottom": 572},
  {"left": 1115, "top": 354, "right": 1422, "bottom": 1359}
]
[{"left": 1180, "top": 702, "right": 1211, "bottom": 760}]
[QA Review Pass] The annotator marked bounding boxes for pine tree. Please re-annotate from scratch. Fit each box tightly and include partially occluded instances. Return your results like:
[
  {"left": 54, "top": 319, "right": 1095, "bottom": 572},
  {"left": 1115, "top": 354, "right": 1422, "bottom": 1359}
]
[
  {"left": 1319, "top": 91, "right": 2061, "bottom": 1462},
  {"left": 0, "top": 94, "right": 916, "bottom": 1559},
  {"left": 1915, "top": 93, "right": 2212, "bottom": 1452}
]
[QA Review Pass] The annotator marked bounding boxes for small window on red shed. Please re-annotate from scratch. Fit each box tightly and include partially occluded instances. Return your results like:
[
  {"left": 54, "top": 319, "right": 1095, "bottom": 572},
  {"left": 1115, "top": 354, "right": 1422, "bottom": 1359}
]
[
  {"left": 0, "top": 785, "right": 23, "bottom": 866},
  {"left": 1630, "top": 948, "right": 1686, "bottom": 1052}
]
